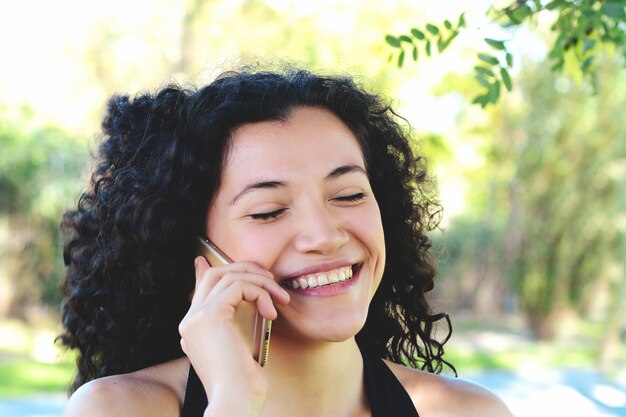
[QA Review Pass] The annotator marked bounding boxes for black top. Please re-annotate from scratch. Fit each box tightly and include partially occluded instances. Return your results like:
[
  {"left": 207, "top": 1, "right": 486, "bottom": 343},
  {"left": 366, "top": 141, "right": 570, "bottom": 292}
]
[{"left": 181, "top": 343, "right": 420, "bottom": 417}]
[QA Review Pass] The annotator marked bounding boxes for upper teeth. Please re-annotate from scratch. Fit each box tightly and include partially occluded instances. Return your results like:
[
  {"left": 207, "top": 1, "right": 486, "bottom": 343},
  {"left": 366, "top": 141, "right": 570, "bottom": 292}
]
[{"left": 286, "top": 266, "right": 353, "bottom": 289}]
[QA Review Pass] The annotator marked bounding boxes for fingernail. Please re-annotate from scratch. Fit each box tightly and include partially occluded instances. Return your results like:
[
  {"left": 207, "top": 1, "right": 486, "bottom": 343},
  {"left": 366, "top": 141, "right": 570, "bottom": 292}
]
[{"left": 194, "top": 257, "right": 199, "bottom": 268}]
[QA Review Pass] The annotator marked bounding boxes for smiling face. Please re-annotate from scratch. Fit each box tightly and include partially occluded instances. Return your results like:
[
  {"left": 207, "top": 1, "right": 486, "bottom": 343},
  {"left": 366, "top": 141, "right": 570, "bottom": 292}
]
[{"left": 206, "top": 106, "right": 385, "bottom": 344}]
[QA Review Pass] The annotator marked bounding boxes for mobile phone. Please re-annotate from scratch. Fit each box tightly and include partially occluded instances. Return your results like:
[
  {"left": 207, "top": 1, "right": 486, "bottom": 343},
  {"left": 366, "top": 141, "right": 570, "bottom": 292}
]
[{"left": 196, "top": 237, "right": 272, "bottom": 367}]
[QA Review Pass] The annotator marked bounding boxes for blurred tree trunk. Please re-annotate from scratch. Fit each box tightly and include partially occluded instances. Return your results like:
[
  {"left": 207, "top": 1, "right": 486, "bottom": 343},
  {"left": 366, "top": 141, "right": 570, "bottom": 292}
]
[
  {"left": 598, "top": 270, "right": 626, "bottom": 371},
  {"left": 175, "top": 0, "right": 209, "bottom": 75},
  {"left": 598, "top": 106, "right": 626, "bottom": 370},
  {"left": 0, "top": 216, "right": 12, "bottom": 317}
]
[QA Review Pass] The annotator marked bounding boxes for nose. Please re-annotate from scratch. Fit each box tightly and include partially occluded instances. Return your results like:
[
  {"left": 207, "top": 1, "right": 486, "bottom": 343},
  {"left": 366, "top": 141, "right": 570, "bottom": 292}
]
[{"left": 293, "top": 203, "right": 349, "bottom": 255}]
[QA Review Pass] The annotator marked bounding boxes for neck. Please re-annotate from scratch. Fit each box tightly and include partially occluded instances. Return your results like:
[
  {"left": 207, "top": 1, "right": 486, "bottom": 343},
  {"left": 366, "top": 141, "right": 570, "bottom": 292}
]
[{"left": 260, "top": 336, "right": 368, "bottom": 417}]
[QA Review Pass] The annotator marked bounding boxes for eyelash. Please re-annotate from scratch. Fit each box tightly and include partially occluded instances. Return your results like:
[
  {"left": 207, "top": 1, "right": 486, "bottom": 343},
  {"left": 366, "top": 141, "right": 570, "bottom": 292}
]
[
  {"left": 249, "top": 208, "right": 287, "bottom": 221},
  {"left": 334, "top": 192, "right": 367, "bottom": 202},
  {"left": 248, "top": 193, "right": 366, "bottom": 222}
]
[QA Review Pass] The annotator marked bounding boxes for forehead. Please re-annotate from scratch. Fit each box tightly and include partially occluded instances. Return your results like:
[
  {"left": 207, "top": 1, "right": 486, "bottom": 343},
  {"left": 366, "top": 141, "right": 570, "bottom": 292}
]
[{"left": 221, "top": 107, "right": 365, "bottom": 183}]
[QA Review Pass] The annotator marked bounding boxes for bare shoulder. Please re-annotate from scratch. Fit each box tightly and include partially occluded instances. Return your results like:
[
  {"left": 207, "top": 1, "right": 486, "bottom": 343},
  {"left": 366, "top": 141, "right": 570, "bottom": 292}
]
[
  {"left": 63, "top": 358, "right": 189, "bottom": 417},
  {"left": 384, "top": 360, "right": 513, "bottom": 417}
]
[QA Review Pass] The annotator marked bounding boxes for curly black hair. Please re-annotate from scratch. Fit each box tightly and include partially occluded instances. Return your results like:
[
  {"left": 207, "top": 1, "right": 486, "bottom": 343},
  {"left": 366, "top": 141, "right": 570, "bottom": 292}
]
[{"left": 59, "top": 67, "right": 455, "bottom": 393}]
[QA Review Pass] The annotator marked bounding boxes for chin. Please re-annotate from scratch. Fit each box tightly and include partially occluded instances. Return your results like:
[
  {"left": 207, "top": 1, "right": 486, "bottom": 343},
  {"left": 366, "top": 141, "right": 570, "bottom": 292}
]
[{"left": 274, "top": 311, "right": 368, "bottom": 344}]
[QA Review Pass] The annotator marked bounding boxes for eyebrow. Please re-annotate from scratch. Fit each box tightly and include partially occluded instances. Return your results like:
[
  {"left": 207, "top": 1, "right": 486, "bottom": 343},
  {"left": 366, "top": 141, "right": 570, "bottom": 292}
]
[
  {"left": 326, "top": 164, "right": 367, "bottom": 179},
  {"left": 229, "top": 164, "right": 367, "bottom": 206}
]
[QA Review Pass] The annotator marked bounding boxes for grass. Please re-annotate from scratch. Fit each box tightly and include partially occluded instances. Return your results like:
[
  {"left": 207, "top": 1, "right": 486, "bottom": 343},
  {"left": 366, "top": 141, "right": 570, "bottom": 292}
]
[
  {"left": 0, "top": 358, "right": 73, "bottom": 397},
  {"left": 445, "top": 340, "right": 602, "bottom": 372},
  {"left": 0, "top": 315, "right": 74, "bottom": 397},
  {"left": 443, "top": 315, "right": 626, "bottom": 375}
]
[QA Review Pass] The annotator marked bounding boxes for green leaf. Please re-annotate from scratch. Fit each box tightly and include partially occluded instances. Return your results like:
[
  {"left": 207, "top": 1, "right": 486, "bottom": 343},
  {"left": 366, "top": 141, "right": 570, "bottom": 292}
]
[
  {"left": 582, "top": 8, "right": 596, "bottom": 19},
  {"left": 399, "top": 35, "right": 413, "bottom": 44},
  {"left": 600, "top": 21, "right": 611, "bottom": 36},
  {"left": 437, "top": 37, "right": 445, "bottom": 53},
  {"left": 411, "top": 28, "right": 425, "bottom": 40},
  {"left": 412, "top": 45, "right": 418, "bottom": 61},
  {"left": 553, "top": 33, "right": 566, "bottom": 50},
  {"left": 444, "top": 19, "right": 453, "bottom": 30},
  {"left": 385, "top": 35, "right": 401, "bottom": 48},
  {"left": 582, "top": 39, "right": 596, "bottom": 53},
  {"left": 549, "top": 46, "right": 563, "bottom": 59},
  {"left": 546, "top": 0, "right": 568, "bottom": 11},
  {"left": 475, "top": 74, "right": 492, "bottom": 88},
  {"left": 458, "top": 13, "right": 466, "bottom": 28},
  {"left": 426, "top": 24, "right": 439, "bottom": 35},
  {"left": 551, "top": 58, "right": 565, "bottom": 72},
  {"left": 506, "top": 52, "right": 514, "bottom": 68},
  {"left": 601, "top": 3, "right": 625, "bottom": 20},
  {"left": 580, "top": 56, "right": 594, "bottom": 72},
  {"left": 471, "top": 95, "right": 482, "bottom": 104},
  {"left": 509, "top": 5, "right": 532, "bottom": 24},
  {"left": 398, "top": 50, "right": 406, "bottom": 67},
  {"left": 426, "top": 40, "right": 432, "bottom": 56},
  {"left": 475, "top": 66, "right": 495, "bottom": 77},
  {"left": 500, "top": 67, "right": 513, "bottom": 91},
  {"left": 478, "top": 53, "right": 499, "bottom": 65},
  {"left": 473, "top": 94, "right": 489, "bottom": 108},
  {"left": 489, "top": 80, "right": 501, "bottom": 103},
  {"left": 485, "top": 38, "right": 506, "bottom": 50},
  {"left": 387, "top": 52, "right": 394, "bottom": 63}
]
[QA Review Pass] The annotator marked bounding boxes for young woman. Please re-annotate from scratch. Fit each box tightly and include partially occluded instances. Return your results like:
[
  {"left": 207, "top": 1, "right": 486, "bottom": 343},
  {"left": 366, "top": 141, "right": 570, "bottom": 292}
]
[{"left": 60, "top": 68, "right": 512, "bottom": 417}]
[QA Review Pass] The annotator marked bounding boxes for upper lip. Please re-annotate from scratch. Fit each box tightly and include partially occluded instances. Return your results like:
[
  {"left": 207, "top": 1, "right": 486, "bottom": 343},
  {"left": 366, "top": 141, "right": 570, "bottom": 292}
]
[{"left": 279, "top": 260, "right": 360, "bottom": 282}]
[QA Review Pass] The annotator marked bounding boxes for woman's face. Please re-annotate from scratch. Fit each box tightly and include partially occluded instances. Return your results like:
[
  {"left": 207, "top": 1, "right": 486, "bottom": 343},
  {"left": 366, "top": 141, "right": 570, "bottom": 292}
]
[{"left": 206, "top": 106, "right": 385, "bottom": 343}]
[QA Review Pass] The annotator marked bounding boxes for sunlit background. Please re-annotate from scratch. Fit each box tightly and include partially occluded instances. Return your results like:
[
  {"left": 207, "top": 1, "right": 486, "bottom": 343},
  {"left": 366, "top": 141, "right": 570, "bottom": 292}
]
[{"left": 0, "top": 0, "right": 625, "bottom": 416}]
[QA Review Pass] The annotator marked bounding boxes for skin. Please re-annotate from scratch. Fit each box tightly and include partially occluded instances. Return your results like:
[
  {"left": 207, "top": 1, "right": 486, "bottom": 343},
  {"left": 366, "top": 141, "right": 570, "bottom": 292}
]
[{"left": 63, "top": 107, "right": 513, "bottom": 417}]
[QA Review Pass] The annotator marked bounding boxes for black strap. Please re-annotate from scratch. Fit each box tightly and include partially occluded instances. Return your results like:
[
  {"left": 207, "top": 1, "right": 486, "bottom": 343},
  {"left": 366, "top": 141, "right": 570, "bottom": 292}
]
[
  {"left": 181, "top": 365, "right": 207, "bottom": 417},
  {"left": 359, "top": 344, "right": 420, "bottom": 417}
]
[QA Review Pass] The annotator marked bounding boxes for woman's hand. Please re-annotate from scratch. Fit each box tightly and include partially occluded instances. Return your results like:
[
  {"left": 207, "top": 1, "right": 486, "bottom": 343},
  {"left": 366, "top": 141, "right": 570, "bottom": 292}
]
[{"left": 179, "top": 256, "right": 290, "bottom": 417}]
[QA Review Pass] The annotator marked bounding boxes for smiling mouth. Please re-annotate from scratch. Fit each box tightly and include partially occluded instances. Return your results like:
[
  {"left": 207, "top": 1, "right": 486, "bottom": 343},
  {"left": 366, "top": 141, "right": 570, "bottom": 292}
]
[{"left": 282, "top": 265, "right": 359, "bottom": 290}]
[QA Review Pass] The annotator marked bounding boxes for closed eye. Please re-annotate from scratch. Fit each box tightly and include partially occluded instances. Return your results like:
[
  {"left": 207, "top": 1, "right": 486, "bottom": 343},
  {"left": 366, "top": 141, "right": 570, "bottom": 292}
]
[
  {"left": 249, "top": 208, "right": 288, "bottom": 221},
  {"left": 333, "top": 192, "right": 367, "bottom": 203}
]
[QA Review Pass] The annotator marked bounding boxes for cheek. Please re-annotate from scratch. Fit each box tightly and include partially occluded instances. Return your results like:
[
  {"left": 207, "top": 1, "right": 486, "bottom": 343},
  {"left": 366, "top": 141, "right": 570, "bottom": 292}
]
[
  {"left": 364, "top": 202, "right": 385, "bottom": 247},
  {"left": 225, "top": 226, "right": 289, "bottom": 269},
  {"left": 361, "top": 204, "right": 386, "bottom": 279},
  {"left": 345, "top": 203, "right": 385, "bottom": 257}
]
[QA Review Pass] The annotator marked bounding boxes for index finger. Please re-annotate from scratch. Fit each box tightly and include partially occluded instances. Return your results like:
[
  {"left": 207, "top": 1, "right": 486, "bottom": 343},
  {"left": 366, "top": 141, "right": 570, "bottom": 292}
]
[{"left": 191, "top": 258, "right": 274, "bottom": 306}]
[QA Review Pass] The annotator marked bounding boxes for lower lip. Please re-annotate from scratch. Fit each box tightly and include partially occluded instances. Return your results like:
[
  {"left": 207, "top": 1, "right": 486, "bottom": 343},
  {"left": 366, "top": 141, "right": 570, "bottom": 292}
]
[{"left": 284, "top": 268, "right": 360, "bottom": 297}]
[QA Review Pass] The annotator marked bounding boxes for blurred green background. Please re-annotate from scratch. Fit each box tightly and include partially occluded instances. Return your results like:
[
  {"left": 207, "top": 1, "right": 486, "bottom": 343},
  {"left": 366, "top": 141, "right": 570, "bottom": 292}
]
[{"left": 0, "top": 0, "right": 624, "bottom": 412}]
